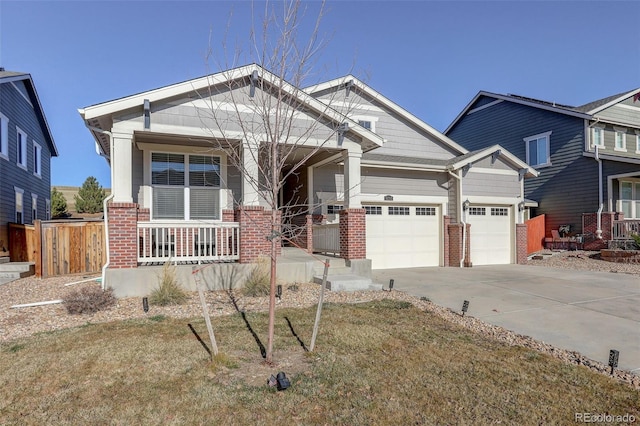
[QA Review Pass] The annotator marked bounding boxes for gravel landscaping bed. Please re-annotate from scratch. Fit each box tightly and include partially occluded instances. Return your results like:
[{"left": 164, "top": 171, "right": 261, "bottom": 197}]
[{"left": 1, "top": 250, "right": 638, "bottom": 390}]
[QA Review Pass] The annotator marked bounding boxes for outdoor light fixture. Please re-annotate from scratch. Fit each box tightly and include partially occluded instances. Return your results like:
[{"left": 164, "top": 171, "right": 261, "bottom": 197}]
[
  {"left": 461, "top": 300, "right": 469, "bottom": 317},
  {"left": 518, "top": 201, "right": 525, "bottom": 212},
  {"left": 276, "top": 372, "right": 291, "bottom": 391},
  {"left": 276, "top": 284, "right": 282, "bottom": 300},
  {"left": 462, "top": 199, "right": 470, "bottom": 211},
  {"left": 389, "top": 279, "right": 394, "bottom": 291},
  {"left": 143, "top": 297, "right": 149, "bottom": 313},
  {"left": 608, "top": 349, "right": 619, "bottom": 375}
]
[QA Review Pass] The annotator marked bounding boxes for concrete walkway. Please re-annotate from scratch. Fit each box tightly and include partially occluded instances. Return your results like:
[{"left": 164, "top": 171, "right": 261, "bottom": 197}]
[{"left": 372, "top": 264, "right": 640, "bottom": 374}]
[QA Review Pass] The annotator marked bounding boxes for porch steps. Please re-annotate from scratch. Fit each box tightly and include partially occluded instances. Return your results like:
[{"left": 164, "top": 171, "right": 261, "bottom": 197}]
[
  {"left": 313, "top": 274, "right": 382, "bottom": 292},
  {"left": 0, "top": 262, "right": 36, "bottom": 286}
]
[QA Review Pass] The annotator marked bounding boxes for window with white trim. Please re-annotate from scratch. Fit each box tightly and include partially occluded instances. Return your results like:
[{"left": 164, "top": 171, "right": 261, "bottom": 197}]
[
  {"left": 32, "top": 194, "right": 38, "bottom": 222},
  {"left": 388, "top": 206, "right": 410, "bottom": 215},
  {"left": 364, "top": 205, "right": 382, "bottom": 215},
  {"left": 592, "top": 127, "right": 604, "bottom": 148},
  {"left": 45, "top": 198, "right": 51, "bottom": 220},
  {"left": 17, "top": 128, "right": 27, "bottom": 169},
  {"left": 15, "top": 188, "right": 24, "bottom": 224},
  {"left": 416, "top": 207, "right": 436, "bottom": 216},
  {"left": 353, "top": 116, "right": 377, "bottom": 133},
  {"left": 151, "top": 152, "right": 221, "bottom": 220},
  {"left": 33, "top": 142, "right": 42, "bottom": 177},
  {"left": 468, "top": 207, "right": 486, "bottom": 216},
  {"left": 491, "top": 207, "right": 509, "bottom": 216},
  {"left": 524, "top": 131, "right": 551, "bottom": 167},
  {"left": 0, "top": 112, "right": 8, "bottom": 159},
  {"left": 614, "top": 130, "right": 626, "bottom": 151},
  {"left": 327, "top": 205, "right": 343, "bottom": 215},
  {"left": 619, "top": 180, "right": 640, "bottom": 219},
  {"left": 636, "top": 134, "right": 640, "bottom": 153}
]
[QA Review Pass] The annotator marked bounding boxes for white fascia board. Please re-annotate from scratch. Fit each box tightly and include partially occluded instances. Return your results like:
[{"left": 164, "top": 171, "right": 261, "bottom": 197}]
[
  {"left": 586, "top": 88, "right": 640, "bottom": 115},
  {"left": 462, "top": 195, "right": 521, "bottom": 206},
  {"left": 361, "top": 161, "right": 446, "bottom": 172},
  {"left": 306, "top": 75, "right": 468, "bottom": 155},
  {"left": 583, "top": 151, "right": 640, "bottom": 165}
]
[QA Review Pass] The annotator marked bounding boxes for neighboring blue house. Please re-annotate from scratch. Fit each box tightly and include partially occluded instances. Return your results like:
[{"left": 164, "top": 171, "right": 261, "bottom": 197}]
[
  {"left": 0, "top": 69, "right": 58, "bottom": 257},
  {"left": 445, "top": 88, "right": 640, "bottom": 245}
]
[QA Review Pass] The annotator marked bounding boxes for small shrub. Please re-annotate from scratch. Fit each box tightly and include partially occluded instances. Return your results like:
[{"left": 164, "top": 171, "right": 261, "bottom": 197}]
[
  {"left": 63, "top": 286, "right": 116, "bottom": 315},
  {"left": 149, "top": 262, "right": 187, "bottom": 306},
  {"left": 242, "top": 257, "right": 270, "bottom": 297},
  {"left": 630, "top": 233, "right": 640, "bottom": 249}
]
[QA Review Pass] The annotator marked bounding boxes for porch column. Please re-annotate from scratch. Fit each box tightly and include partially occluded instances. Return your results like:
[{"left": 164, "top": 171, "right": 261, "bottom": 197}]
[
  {"left": 112, "top": 131, "right": 134, "bottom": 203},
  {"left": 343, "top": 150, "right": 362, "bottom": 208},
  {"left": 242, "top": 141, "right": 260, "bottom": 206}
]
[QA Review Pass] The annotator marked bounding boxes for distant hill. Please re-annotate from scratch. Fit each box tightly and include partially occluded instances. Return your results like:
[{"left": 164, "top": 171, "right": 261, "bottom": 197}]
[{"left": 52, "top": 185, "right": 111, "bottom": 217}]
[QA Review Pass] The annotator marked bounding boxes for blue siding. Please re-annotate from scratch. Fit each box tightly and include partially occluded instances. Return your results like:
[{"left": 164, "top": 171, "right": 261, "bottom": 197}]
[
  {"left": 0, "top": 80, "right": 54, "bottom": 233},
  {"left": 447, "top": 97, "right": 593, "bottom": 234}
]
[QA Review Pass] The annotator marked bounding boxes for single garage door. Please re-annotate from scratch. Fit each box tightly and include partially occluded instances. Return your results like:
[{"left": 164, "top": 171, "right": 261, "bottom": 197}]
[
  {"left": 466, "top": 206, "right": 512, "bottom": 265},
  {"left": 366, "top": 204, "right": 440, "bottom": 269}
]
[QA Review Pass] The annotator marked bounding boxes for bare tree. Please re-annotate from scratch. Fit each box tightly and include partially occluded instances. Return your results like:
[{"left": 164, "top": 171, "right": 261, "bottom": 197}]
[{"left": 198, "top": 0, "right": 360, "bottom": 363}]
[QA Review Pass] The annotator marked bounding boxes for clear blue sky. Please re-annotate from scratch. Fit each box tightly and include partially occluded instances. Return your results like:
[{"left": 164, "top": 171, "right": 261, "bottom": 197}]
[{"left": 1, "top": 1, "right": 638, "bottom": 188}]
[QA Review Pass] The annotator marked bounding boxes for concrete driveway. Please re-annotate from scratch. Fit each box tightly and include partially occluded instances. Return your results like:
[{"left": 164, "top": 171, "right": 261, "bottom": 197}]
[{"left": 372, "top": 264, "right": 640, "bottom": 373}]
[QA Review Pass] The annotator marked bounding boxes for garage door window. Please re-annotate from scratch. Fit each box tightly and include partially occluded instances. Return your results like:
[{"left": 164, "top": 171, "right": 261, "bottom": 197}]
[
  {"left": 364, "top": 206, "right": 382, "bottom": 215},
  {"left": 491, "top": 208, "right": 509, "bottom": 216},
  {"left": 468, "top": 207, "right": 486, "bottom": 216},
  {"left": 388, "top": 206, "right": 410, "bottom": 215},
  {"left": 416, "top": 207, "right": 436, "bottom": 216}
]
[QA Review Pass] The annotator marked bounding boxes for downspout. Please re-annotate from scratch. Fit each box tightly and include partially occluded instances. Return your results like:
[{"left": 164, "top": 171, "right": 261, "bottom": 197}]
[
  {"left": 595, "top": 145, "right": 603, "bottom": 239},
  {"left": 448, "top": 170, "right": 466, "bottom": 267},
  {"left": 84, "top": 123, "right": 114, "bottom": 289}
]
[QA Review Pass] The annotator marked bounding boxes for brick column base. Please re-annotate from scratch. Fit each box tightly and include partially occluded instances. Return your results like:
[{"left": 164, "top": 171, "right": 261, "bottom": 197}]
[
  {"left": 582, "top": 212, "right": 623, "bottom": 250},
  {"left": 108, "top": 202, "right": 139, "bottom": 269},
  {"left": 516, "top": 223, "right": 527, "bottom": 265},
  {"left": 448, "top": 223, "right": 471, "bottom": 267},
  {"left": 339, "top": 208, "right": 366, "bottom": 260},
  {"left": 236, "top": 206, "right": 281, "bottom": 263}
]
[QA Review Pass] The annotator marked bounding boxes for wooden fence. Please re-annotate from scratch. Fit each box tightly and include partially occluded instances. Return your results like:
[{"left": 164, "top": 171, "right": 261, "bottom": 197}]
[
  {"left": 9, "top": 220, "right": 106, "bottom": 278},
  {"left": 525, "top": 214, "right": 546, "bottom": 254}
]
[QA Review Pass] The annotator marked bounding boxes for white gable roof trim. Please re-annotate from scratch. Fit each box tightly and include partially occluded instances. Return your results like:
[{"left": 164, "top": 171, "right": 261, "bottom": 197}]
[{"left": 447, "top": 144, "right": 538, "bottom": 178}]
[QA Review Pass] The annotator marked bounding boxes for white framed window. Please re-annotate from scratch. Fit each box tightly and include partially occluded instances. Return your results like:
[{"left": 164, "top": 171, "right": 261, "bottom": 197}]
[
  {"left": 416, "top": 207, "right": 436, "bottom": 216},
  {"left": 636, "top": 133, "right": 640, "bottom": 153},
  {"left": 16, "top": 128, "right": 27, "bottom": 169},
  {"left": 33, "top": 142, "right": 42, "bottom": 177},
  {"left": 614, "top": 128, "right": 626, "bottom": 152},
  {"left": 327, "top": 205, "right": 343, "bottom": 215},
  {"left": 32, "top": 194, "right": 38, "bottom": 222},
  {"left": 353, "top": 115, "right": 378, "bottom": 133},
  {"left": 592, "top": 127, "right": 605, "bottom": 148},
  {"left": 15, "top": 187, "right": 24, "bottom": 224},
  {"left": 524, "top": 131, "right": 551, "bottom": 167},
  {"left": 0, "top": 112, "right": 8, "bottom": 159},
  {"left": 491, "top": 207, "right": 509, "bottom": 216},
  {"left": 364, "top": 205, "right": 382, "bottom": 215},
  {"left": 151, "top": 152, "right": 221, "bottom": 220},
  {"left": 619, "top": 180, "right": 640, "bottom": 219},
  {"left": 468, "top": 207, "right": 486, "bottom": 216},
  {"left": 388, "top": 206, "right": 410, "bottom": 215},
  {"left": 45, "top": 198, "right": 51, "bottom": 220}
]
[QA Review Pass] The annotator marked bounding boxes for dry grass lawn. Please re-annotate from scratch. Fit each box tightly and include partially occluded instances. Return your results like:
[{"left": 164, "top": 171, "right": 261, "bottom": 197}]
[{"left": 1, "top": 299, "right": 638, "bottom": 425}]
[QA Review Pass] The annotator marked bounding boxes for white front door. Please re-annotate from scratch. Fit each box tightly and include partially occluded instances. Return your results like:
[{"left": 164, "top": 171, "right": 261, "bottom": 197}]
[
  {"left": 366, "top": 204, "right": 440, "bottom": 269},
  {"left": 466, "top": 205, "right": 512, "bottom": 265}
]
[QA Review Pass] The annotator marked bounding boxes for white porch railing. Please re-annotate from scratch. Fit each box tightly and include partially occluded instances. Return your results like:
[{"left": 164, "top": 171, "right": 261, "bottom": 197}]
[
  {"left": 312, "top": 223, "right": 340, "bottom": 254},
  {"left": 612, "top": 220, "right": 640, "bottom": 240},
  {"left": 137, "top": 222, "right": 239, "bottom": 263}
]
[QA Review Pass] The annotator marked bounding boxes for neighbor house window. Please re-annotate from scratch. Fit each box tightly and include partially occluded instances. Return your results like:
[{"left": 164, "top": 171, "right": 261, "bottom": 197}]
[
  {"left": 614, "top": 129, "right": 626, "bottom": 151},
  {"left": 151, "top": 152, "right": 221, "bottom": 220},
  {"left": 524, "top": 131, "right": 551, "bottom": 167},
  {"left": 33, "top": 142, "right": 42, "bottom": 177},
  {"left": 15, "top": 187, "right": 24, "bottom": 224},
  {"left": 619, "top": 180, "right": 640, "bottom": 219},
  {"left": 592, "top": 127, "right": 604, "bottom": 148},
  {"left": 32, "top": 194, "right": 38, "bottom": 222},
  {"left": 17, "top": 128, "right": 27, "bottom": 169},
  {"left": 327, "top": 205, "right": 343, "bottom": 214},
  {"left": 0, "top": 112, "right": 8, "bottom": 159}
]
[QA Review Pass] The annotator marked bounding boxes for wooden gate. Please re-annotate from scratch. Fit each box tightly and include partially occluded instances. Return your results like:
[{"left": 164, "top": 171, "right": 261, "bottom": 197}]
[
  {"left": 9, "top": 220, "right": 106, "bottom": 277},
  {"left": 525, "top": 214, "right": 546, "bottom": 254}
]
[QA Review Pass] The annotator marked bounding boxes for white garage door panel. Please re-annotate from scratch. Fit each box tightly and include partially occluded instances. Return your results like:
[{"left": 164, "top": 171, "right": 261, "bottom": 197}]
[
  {"left": 467, "top": 206, "right": 511, "bottom": 266},
  {"left": 366, "top": 205, "right": 440, "bottom": 269}
]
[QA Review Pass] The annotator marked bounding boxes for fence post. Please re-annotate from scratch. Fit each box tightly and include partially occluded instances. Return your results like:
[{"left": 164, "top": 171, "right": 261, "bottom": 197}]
[{"left": 34, "top": 220, "right": 42, "bottom": 278}]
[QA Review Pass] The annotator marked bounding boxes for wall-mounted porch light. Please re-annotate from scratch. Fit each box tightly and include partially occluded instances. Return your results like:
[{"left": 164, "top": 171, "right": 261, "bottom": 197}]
[
  {"left": 462, "top": 199, "right": 470, "bottom": 211},
  {"left": 518, "top": 201, "right": 525, "bottom": 212}
]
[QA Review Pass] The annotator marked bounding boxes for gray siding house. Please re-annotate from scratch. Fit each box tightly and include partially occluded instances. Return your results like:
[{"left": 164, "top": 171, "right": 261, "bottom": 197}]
[
  {"left": 80, "top": 65, "right": 536, "bottom": 296},
  {"left": 0, "top": 70, "right": 58, "bottom": 257},
  {"left": 445, "top": 89, "right": 640, "bottom": 244}
]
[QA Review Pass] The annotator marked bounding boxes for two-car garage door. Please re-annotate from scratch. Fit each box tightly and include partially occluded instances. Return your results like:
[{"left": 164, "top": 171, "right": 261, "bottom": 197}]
[{"left": 365, "top": 204, "right": 440, "bottom": 269}]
